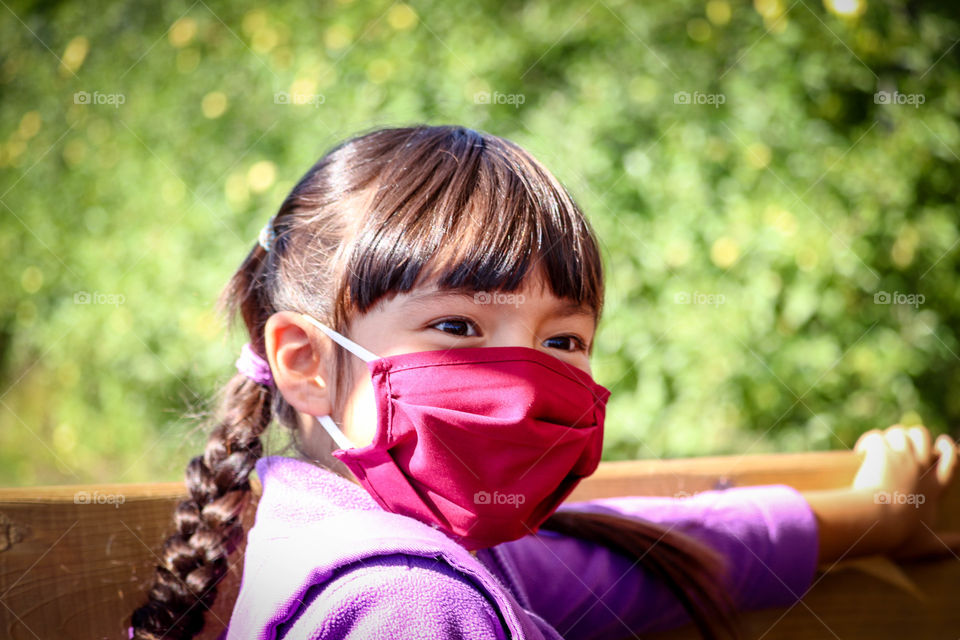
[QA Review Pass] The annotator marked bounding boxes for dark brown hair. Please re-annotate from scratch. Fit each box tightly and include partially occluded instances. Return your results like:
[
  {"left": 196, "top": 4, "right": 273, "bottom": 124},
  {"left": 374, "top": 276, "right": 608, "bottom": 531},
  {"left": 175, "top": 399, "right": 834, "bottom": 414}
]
[{"left": 129, "top": 125, "right": 738, "bottom": 639}]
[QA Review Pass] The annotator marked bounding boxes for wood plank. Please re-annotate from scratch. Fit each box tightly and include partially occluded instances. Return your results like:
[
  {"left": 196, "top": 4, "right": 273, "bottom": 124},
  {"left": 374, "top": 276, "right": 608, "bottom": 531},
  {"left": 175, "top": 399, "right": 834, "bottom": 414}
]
[
  {"left": 566, "top": 451, "right": 861, "bottom": 500},
  {"left": 0, "top": 484, "right": 257, "bottom": 640},
  {"left": 1, "top": 451, "right": 957, "bottom": 640},
  {"left": 646, "top": 557, "right": 960, "bottom": 640}
]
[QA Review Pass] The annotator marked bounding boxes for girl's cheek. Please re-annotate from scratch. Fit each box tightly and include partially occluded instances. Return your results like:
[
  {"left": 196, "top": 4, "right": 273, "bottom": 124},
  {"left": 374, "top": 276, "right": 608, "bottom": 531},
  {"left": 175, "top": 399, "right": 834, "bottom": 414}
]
[{"left": 341, "top": 374, "right": 379, "bottom": 448}]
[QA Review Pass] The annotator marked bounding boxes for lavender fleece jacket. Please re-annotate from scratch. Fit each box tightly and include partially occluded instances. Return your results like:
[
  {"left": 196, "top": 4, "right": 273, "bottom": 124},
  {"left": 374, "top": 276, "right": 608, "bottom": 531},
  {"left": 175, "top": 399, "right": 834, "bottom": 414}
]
[{"left": 224, "top": 455, "right": 819, "bottom": 639}]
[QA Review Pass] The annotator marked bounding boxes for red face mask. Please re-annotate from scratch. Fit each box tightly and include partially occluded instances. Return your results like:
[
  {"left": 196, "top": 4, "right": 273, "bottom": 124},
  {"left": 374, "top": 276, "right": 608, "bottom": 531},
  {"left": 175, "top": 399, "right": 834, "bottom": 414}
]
[{"left": 303, "top": 314, "right": 610, "bottom": 551}]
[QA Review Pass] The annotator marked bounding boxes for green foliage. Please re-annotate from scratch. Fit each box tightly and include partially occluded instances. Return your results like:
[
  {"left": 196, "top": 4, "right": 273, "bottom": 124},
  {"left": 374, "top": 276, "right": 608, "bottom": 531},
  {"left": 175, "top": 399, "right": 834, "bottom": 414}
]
[{"left": 1, "top": 0, "right": 958, "bottom": 485}]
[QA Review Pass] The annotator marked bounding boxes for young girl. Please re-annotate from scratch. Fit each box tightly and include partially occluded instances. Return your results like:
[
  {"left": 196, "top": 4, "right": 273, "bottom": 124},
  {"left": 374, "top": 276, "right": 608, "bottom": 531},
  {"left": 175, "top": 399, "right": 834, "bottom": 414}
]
[{"left": 129, "top": 125, "right": 958, "bottom": 640}]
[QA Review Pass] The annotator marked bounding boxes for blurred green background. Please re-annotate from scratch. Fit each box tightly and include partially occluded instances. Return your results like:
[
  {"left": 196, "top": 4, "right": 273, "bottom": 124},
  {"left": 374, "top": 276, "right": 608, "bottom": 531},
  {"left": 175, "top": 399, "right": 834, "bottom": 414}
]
[{"left": 2, "top": 0, "right": 958, "bottom": 486}]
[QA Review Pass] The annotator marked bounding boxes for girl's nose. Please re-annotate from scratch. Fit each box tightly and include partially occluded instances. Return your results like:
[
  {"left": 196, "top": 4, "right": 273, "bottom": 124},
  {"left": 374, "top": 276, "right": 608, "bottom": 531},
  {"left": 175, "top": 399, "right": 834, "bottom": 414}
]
[{"left": 487, "top": 324, "right": 541, "bottom": 352}]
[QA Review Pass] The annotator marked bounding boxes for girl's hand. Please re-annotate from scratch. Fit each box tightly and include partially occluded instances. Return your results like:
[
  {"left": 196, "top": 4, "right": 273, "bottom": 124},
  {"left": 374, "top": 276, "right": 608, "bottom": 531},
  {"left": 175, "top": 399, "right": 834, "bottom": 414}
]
[{"left": 852, "top": 424, "right": 960, "bottom": 560}]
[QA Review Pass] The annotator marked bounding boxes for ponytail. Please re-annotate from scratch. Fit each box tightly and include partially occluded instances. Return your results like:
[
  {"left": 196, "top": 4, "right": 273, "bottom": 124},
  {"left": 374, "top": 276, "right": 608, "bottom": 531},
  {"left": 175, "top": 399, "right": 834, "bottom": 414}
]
[{"left": 129, "top": 373, "right": 273, "bottom": 639}]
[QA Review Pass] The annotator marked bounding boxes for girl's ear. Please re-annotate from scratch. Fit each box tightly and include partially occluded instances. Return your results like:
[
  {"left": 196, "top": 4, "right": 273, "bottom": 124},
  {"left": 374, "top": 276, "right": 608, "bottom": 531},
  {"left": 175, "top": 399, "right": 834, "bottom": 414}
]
[{"left": 264, "top": 311, "right": 334, "bottom": 417}]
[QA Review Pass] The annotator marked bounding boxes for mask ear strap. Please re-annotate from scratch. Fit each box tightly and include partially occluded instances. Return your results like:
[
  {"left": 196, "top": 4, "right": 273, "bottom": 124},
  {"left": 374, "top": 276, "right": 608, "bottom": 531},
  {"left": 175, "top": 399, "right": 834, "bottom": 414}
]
[
  {"left": 301, "top": 314, "right": 374, "bottom": 451},
  {"left": 318, "top": 414, "right": 356, "bottom": 450},
  {"left": 301, "top": 314, "right": 380, "bottom": 362}
]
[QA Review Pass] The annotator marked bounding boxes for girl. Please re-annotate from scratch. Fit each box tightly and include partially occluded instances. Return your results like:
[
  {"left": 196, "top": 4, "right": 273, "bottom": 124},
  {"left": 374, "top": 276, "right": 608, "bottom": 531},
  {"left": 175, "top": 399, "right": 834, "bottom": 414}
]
[{"left": 130, "top": 125, "right": 958, "bottom": 640}]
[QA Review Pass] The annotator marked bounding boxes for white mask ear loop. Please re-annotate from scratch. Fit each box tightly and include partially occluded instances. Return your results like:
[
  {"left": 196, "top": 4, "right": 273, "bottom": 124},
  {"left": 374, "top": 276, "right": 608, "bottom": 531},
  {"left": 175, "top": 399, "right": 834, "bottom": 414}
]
[
  {"left": 301, "top": 314, "right": 379, "bottom": 363},
  {"left": 302, "top": 314, "right": 381, "bottom": 451},
  {"left": 318, "top": 413, "right": 356, "bottom": 451}
]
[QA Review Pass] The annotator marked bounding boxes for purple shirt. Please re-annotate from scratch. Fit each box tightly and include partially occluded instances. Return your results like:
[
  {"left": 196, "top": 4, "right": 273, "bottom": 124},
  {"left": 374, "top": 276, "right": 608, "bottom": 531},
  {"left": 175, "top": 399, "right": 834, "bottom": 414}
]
[{"left": 224, "top": 456, "right": 819, "bottom": 639}]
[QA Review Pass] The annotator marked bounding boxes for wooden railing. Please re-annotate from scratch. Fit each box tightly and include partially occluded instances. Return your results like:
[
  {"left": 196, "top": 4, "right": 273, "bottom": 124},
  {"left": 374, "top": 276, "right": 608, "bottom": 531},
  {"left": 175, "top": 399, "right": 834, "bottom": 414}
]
[{"left": 1, "top": 450, "right": 958, "bottom": 639}]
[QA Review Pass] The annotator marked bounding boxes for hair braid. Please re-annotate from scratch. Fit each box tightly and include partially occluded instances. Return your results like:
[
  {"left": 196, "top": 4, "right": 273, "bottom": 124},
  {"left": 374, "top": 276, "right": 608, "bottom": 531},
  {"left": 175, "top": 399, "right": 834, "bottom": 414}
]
[{"left": 130, "top": 373, "right": 273, "bottom": 639}]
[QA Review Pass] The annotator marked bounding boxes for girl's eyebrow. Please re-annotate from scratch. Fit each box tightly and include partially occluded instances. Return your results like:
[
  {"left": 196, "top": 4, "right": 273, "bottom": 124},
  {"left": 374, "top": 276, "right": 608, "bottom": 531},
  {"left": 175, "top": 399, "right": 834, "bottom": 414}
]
[
  {"left": 399, "top": 289, "right": 478, "bottom": 309},
  {"left": 400, "top": 289, "right": 594, "bottom": 321},
  {"left": 552, "top": 299, "right": 594, "bottom": 319}
]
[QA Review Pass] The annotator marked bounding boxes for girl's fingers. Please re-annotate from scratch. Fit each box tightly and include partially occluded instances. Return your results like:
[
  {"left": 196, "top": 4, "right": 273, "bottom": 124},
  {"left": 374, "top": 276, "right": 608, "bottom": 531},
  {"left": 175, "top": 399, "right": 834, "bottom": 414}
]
[
  {"left": 852, "top": 430, "right": 890, "bottom": 491},
  {"left": 884, "top": 425, "right": 910, "bottom": 453},
  {"left": 906, "top": 426, "right": 931, "bottom": 464},
  {"left": 855, "top": 429, "right": 884, "bottom": 456},
  {"left": 935, "top": 434, "right": 957, "bottom": 486}
]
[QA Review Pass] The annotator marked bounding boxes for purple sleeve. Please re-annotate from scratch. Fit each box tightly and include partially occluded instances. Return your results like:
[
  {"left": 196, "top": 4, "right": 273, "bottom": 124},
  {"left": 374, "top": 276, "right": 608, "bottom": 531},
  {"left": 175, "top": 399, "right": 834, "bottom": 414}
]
[
  {"left": 276, "top": 553, "right": 509, "bottom": 640},
  {"left": 491, "top": 484, "right": 819, "bottom": 638}
]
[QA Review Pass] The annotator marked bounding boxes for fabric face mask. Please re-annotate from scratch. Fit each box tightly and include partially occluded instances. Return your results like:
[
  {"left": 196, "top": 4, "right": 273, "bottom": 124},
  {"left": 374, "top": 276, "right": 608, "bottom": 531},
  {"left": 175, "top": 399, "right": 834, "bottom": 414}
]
[{"left": 302, "top": 314, "right": 611, "bottom": 551}]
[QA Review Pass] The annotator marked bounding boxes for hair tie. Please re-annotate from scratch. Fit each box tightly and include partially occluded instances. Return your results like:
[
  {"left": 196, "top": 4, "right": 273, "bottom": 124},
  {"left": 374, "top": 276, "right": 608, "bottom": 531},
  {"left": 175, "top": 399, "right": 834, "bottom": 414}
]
[
  {"left": 236, "top": 342, "right": 274, "bottom": 386},
  {"left": 258, "top": 215, "right": 277, "bottom": 252}
]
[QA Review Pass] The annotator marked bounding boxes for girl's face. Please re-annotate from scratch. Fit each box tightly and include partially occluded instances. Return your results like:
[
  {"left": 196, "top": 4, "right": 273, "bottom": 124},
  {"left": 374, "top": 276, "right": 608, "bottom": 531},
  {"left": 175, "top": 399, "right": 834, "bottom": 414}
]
[
  {"left": 267, "top": 263, "right": 597, "bottom": 457},
  {"left": 338, "top": 263, "right": 597, "bottom": 448}
]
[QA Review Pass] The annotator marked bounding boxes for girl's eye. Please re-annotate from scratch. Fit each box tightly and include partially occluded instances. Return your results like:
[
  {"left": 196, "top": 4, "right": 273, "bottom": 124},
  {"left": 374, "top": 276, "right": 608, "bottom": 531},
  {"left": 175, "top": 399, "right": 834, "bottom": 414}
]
[
  {"left": 430, "top": 318, "right": 479, "bottom": 337},
  {"left": 544, "top": 335, "right": 588, "bottom": 352},
  {"left": 428, "top": 318, "right": 587, "bottom": 352}
]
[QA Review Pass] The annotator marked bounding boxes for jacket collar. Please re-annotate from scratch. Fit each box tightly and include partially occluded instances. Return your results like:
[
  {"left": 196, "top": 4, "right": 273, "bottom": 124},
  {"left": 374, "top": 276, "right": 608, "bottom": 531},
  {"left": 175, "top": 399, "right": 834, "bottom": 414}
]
[{"left": 228, "top": 455, "right": 555, "bottom": 639}]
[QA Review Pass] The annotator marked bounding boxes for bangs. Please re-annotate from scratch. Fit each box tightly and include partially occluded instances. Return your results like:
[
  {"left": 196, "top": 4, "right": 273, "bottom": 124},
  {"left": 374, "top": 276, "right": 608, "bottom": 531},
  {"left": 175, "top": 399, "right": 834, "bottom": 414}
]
[{"left": 338, "top": 126, "right": 604, "bottom": 323}]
